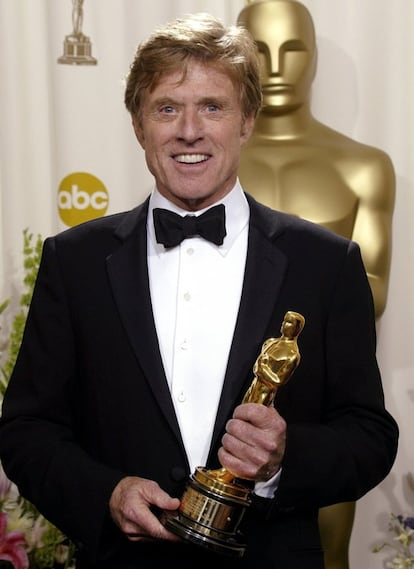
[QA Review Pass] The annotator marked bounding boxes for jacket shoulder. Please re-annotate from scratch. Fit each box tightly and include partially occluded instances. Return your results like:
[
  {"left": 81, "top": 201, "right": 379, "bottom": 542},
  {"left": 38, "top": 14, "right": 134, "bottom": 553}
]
[{"left": 50, "top": 201, "right": 149, "bottom": 247}]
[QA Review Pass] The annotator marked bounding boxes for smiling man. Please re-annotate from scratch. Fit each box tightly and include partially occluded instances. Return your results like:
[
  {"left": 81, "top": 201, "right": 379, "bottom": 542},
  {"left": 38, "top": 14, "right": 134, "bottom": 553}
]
[
  {"left": 131, "top": 60, "right": 255, "bottom": 211},
  {"left": 0, "top": 12, "right": 398, "bottom": 569}
]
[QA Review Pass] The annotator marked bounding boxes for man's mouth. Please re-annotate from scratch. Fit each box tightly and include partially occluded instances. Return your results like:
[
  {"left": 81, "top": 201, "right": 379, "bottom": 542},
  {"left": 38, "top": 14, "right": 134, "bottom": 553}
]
[{"left": 174, "top": 154, "right": 210, "bottom": 164}]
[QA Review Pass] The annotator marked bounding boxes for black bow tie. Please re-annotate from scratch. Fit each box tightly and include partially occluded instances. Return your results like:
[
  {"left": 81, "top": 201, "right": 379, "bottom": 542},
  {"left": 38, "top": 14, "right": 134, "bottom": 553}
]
[{"left": 153, "top": 204, "right": 226, "bottom": 248}]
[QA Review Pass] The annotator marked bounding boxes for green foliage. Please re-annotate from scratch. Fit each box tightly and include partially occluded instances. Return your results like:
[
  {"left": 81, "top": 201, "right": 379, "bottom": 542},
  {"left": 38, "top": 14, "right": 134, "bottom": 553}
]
[
  {"left": 0, "top": 300, "right": 9, "bottom": 315},
  {"left": 29, "top": 522, "right": 77, "bottom": 569},
  {"left": 0, "top": 229, "right": 43, "bottom": 396}
]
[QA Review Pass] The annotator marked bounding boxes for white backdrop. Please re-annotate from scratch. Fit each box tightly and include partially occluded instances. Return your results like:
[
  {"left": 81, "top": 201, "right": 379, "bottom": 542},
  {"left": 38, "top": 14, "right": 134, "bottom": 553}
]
[{"left": 0, "top": 1, "right": 413, "bottom": 567}]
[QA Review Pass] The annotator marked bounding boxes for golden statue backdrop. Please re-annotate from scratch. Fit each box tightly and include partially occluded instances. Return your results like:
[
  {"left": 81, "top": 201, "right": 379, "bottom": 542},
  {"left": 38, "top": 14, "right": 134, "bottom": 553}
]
[
  {"left": 237, "top": 1, "right": 396, "bottom": 568},
  {"left": 238, "top": 0, "right": 395, "bottom": 320}
]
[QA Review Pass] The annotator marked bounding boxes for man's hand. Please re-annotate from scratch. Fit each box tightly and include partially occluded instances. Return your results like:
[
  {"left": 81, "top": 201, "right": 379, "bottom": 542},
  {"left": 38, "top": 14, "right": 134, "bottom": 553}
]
[
  {"left": 218, "top": 403, "right": 286, "bottom": 481},
  {"left": 109, "top": 476, "right": 181, "bottom": 542}
]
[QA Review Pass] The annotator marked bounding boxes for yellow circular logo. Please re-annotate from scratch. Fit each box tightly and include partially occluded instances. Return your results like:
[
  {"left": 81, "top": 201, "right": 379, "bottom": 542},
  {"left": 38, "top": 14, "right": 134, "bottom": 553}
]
[{"left": 58, "top": 172, "right": 109, "bottom": 227}]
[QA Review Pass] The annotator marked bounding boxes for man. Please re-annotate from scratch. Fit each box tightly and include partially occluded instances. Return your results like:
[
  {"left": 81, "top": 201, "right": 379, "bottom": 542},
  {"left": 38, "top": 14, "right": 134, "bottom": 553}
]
[{"left": 0, "top": 13, "right": 398, "bottom": 569}]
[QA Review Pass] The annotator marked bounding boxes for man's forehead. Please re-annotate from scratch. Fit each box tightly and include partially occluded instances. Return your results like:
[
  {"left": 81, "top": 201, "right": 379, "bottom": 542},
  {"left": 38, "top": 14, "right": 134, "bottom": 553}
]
[{"left": 149, "top": 61, "right": 235, "bottom": 93}]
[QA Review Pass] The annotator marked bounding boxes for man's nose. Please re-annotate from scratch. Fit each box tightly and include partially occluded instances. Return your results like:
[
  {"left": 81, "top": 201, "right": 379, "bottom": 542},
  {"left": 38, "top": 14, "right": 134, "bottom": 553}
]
[{"left": 176, "top": 108, "right": 204, "bottom": 142}]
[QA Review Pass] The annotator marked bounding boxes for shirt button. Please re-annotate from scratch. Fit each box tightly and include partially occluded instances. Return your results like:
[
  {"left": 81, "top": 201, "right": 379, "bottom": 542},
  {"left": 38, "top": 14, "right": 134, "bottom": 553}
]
[
  {"left": 178, "top": 391, "right": 186, "bottom": 402},
  {"left": 180, "top": 339, "right": 189, "bottom": 350},
  {"left": 184, "top": 292, "right": 191, "bottom": 301},
  {"left": 186, "top": 247, "right": 194, "bottom": 255}
]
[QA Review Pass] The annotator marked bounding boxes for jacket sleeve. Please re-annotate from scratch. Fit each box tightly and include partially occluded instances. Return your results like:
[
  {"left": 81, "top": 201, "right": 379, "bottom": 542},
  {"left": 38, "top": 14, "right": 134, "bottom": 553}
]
[
  {"left": 0, "top": 237, "right": 124, "bottom": 559},
  {"left": 269, "top": 241, "right": 398, "bottom": 514}
]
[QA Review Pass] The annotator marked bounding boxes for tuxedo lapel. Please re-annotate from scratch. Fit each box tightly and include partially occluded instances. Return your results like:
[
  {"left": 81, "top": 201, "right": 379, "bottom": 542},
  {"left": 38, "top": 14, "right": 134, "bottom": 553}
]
[
  {"left": 106, "top": 201, "right": 183, "bottom": 446},
  {"left": 105, "top": 196, "right": 292, "bottom": 464},
  {"left": 209, "top": 196, "right": 289, "bottom": 456}
]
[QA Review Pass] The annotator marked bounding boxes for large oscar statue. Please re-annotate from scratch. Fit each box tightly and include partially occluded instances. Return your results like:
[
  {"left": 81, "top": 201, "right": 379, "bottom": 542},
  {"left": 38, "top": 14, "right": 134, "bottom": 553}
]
[
  {"left": 237, "top": 1, "right": 396, "bottom": 568},
  {"left": 163, "top": 311, "right": 305, "bottom": 557}
]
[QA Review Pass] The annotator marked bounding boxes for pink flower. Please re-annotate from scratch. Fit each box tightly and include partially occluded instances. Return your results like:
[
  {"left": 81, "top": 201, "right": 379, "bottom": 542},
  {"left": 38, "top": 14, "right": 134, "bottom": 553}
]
[{"left": 0, "top": 512, "right": 29, "bottom": 569}]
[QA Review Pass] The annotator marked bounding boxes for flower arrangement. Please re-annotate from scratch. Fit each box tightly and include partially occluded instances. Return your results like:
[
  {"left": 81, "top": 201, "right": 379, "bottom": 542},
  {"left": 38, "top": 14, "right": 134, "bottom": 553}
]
[
  {"left": 373, "top": 477, "right": 414, "bottom": 569},
  {"left": 0, "top": 230, "right": 76, "bottom": 569}
]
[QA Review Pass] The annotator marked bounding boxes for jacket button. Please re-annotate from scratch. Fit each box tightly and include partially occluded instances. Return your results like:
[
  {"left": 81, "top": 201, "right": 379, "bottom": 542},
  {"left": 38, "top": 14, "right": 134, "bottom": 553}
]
[{"left": 170, "top": 467, "right": 187, "bottom": 482}]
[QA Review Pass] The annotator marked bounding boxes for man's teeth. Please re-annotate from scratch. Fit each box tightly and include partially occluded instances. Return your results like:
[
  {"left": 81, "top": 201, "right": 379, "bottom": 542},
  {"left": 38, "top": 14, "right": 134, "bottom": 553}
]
[{"left": 174, "top": 154, "right": 209, "bottom": 164}]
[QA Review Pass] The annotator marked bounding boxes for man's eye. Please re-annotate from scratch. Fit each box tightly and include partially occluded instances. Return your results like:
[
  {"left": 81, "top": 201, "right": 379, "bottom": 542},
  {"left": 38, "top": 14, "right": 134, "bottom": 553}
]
[
  {"left": 161, "top": 105, "right": 175, "bottom": 114},
  {"left": 206, "top": 104, "right": 219, "bottom": 112}
]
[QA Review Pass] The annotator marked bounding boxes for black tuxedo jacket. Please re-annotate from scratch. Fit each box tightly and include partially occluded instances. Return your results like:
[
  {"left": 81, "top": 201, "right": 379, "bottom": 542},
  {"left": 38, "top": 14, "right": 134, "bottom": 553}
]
[{"left": 0, "top": 194, "right": 398, "bottom": 568}]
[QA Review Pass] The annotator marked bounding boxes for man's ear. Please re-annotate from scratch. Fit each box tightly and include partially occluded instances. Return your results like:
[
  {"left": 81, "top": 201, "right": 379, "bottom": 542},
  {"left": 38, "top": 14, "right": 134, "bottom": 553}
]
[
  {"left": 240, "top": 112, "right": 256, "bottom": 144},
  {"left": 132, "top": 115, "right": 145, "bottom": 148}
]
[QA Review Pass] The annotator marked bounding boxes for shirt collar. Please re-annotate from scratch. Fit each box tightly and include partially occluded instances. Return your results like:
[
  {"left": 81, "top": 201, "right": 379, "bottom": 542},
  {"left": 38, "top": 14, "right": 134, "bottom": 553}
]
[{"left": 147, "top": 180, "right": 250, "bottom": 256}]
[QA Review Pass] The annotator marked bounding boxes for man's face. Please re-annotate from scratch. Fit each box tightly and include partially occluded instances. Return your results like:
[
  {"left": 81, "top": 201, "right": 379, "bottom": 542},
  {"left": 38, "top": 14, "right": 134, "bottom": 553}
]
[
  {"left": 133, "top": 60, "right": 255, "bottom": 211},
  {"left": 238, "top": 1, "right": 316, "bottom": 113}
]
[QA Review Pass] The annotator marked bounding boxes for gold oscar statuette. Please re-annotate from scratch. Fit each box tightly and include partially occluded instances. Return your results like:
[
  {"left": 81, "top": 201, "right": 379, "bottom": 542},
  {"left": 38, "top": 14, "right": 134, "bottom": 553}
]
[
  {"left": 163, "top": 311, "right": 305, "bottom": 557},
  {"left": 58, "top": 0, "right": 97, "bottom": 65}
]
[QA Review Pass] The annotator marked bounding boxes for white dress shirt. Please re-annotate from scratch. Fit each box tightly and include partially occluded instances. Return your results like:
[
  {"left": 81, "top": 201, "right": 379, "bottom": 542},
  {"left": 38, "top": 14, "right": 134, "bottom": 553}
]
[
  {"left": 148, "top": 181, "right": 249, "bottom": 471},
  {"left": 147, "top": 181, "right": 279, "bottom": 497}
]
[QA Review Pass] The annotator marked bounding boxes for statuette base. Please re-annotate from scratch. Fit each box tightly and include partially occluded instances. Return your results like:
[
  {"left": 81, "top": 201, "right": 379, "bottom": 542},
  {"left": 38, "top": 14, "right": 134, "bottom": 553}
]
[
  {"left": 163, "top": 467, "right": 250, "bottom": 557},
  {"left": 58, "top": 34, "right": 97, "bottom": 65}
]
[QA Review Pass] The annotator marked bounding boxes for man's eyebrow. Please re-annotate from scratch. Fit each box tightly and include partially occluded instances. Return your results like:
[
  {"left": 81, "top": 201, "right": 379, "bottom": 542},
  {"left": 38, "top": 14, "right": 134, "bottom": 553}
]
[
  {"left": 197, "top": 95, "right": 232, "bottom": 107},
  {"left": 149, "top": 95, "right": 232, "bottom": 109},
  {"left": 150, "top": 96, "right": 176, "bottom": 107}
]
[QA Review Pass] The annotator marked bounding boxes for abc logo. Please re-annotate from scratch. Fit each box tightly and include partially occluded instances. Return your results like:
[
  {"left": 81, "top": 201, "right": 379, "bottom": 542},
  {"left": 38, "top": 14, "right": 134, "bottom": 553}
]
[{"left": 58, "top": 172, "right": 109, "bottom": 227}]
